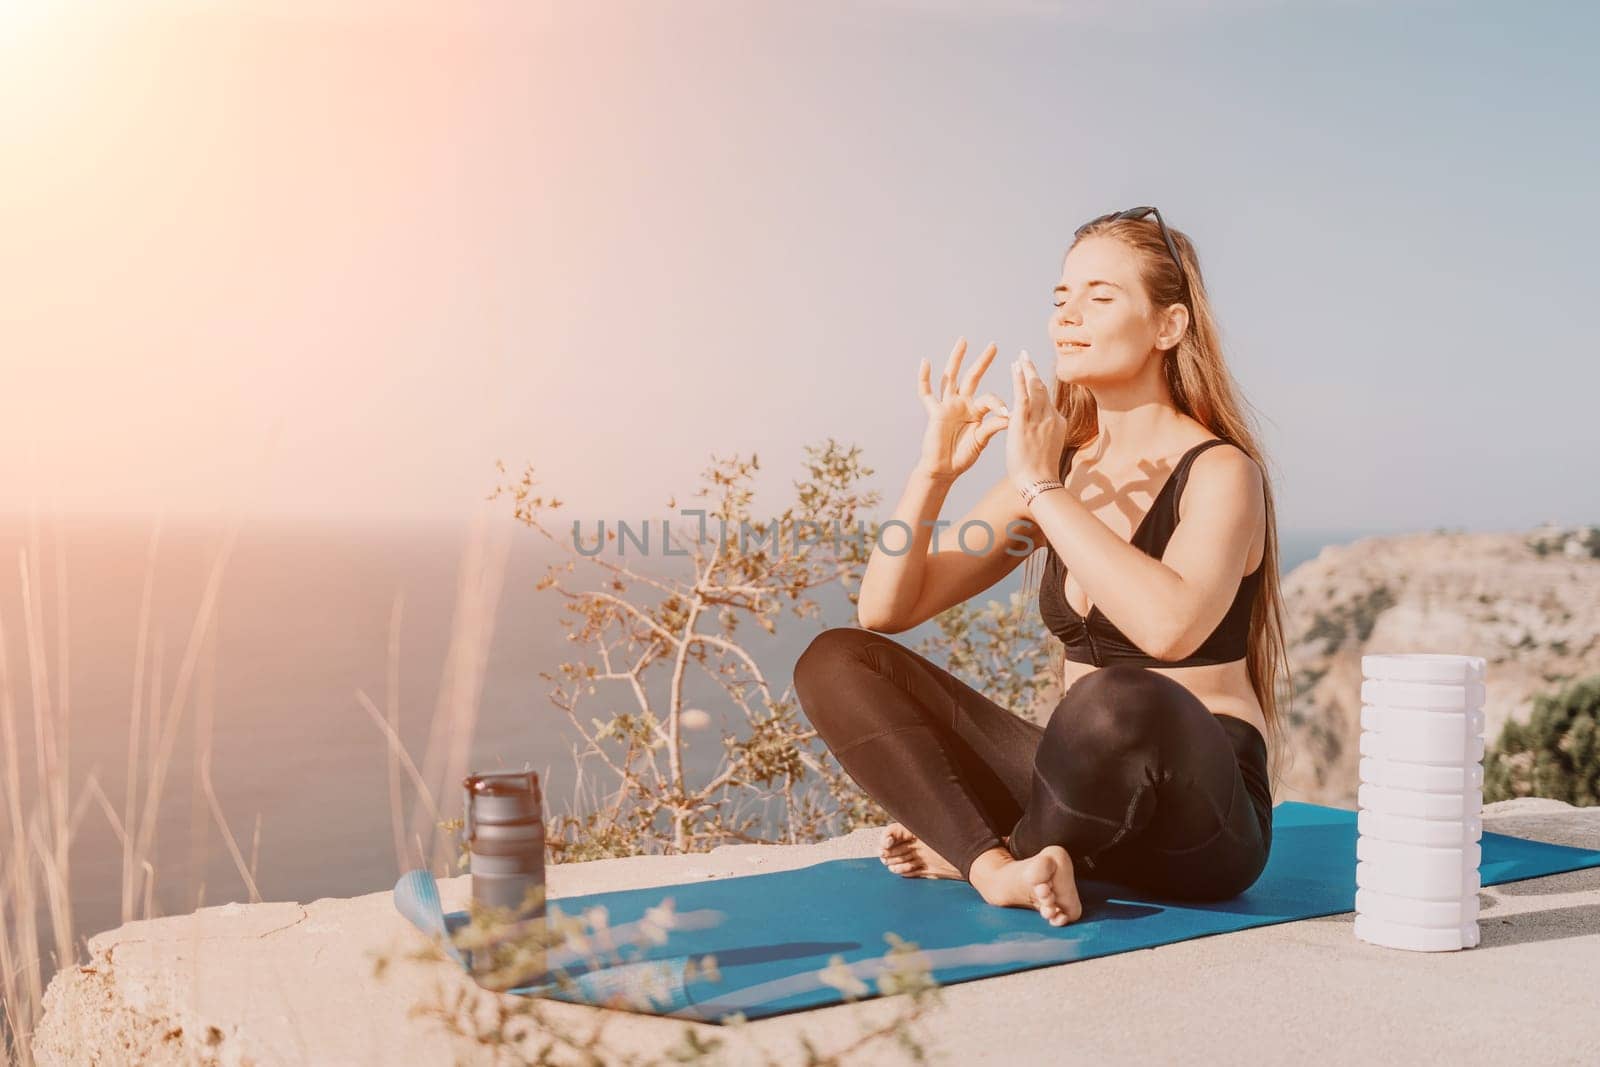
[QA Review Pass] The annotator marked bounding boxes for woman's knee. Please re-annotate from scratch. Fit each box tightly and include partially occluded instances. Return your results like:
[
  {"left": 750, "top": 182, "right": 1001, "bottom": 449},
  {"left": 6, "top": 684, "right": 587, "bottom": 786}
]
[
  {"left": 794, "top": 627, "right": 889, "bottom": 719},
  {"left": 1046, "top": 665, "right": 1176, "bottom": 750},
  {"left": 795, "top": 626, "right": 874, "bottom": 684}
]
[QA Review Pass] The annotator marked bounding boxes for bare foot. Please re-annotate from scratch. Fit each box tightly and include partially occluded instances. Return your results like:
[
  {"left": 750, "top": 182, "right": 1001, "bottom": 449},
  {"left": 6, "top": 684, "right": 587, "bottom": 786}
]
[
  {"left": 878, "top": 823, "right": 1013, "bottom": 882},
  {"left": 879, "top": 823, "right": 960, "bottom": 880},
  {"left": 969, "top": 845, "right": 1082, "bottom": 926}
]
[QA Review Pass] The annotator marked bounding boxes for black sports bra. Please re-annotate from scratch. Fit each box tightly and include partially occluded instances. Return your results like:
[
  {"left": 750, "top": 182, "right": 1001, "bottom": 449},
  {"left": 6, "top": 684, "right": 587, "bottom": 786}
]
[{"left": 1036, "top": 437, "right": 1265, "bottom": 668}]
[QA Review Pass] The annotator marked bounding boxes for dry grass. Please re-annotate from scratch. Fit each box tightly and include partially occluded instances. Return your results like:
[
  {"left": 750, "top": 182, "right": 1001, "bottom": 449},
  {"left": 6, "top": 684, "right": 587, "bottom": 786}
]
[
  {"left": 0, "top": 508, "right": 515, "bottom": 1064},
  {"left": 0, "top": 505, "right": 509, "bottom": 1063},
  {"left": 0, "top": 511, "right": 261, "bottom": 1065}
]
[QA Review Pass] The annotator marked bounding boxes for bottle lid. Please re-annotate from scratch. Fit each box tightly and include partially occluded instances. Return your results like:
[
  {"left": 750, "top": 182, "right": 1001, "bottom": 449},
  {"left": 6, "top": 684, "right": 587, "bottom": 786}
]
[
  {"left": 466, "top": 770, "right": 539, "bottom": 796},
  {"left": 463, "top": 770, "right": 542, "bottom": 838}
]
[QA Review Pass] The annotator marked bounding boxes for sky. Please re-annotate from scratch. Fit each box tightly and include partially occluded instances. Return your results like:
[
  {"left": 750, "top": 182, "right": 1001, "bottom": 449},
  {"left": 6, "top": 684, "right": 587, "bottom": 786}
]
[{"left": 3, "top": 0, "right": 1597, "bottom": 533}]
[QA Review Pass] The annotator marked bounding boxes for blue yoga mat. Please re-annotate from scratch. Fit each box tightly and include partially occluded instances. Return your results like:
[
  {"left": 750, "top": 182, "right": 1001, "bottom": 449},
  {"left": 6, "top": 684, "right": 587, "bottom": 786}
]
[{"left": 393, "top": 801, "right": 1600, "bottom": 1023}]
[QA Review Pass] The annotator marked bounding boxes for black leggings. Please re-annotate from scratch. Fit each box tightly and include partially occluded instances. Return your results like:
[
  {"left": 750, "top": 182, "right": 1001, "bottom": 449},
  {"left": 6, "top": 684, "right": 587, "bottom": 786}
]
[{"left": 793, "top": 627, "right": 1272, "bottom": 900}]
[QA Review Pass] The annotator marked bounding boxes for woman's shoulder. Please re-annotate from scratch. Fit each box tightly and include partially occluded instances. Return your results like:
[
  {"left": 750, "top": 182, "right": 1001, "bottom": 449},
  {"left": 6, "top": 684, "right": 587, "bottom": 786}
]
[
  {"left": 1179, "top": 421, "right": 1255, "bottom": 465},
  {"left": 1181, "top": 434, "right": 1264, "bottom": 509}
]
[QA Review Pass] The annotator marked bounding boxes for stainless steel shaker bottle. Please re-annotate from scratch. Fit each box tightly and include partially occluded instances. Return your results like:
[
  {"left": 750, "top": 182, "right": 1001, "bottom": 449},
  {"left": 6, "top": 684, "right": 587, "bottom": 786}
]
[
  {"left": 463, "top": 770, "right": 547, "bottom": 919},
  {"left": 462, "top": 770, "right": 549, "bottom": 988}
]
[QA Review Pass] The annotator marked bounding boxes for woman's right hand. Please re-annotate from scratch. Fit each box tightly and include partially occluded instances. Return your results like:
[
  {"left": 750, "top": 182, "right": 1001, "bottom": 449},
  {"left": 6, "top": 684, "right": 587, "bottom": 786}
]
[{"left": 917, "top": 338, "right": 1010, "bottom": 481}]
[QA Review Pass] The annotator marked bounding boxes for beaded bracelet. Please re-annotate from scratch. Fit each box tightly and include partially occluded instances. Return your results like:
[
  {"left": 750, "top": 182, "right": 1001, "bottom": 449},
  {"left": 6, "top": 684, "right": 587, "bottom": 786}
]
[{"left": 1018, "top": 479, "right": 1065, "bottom": 507}]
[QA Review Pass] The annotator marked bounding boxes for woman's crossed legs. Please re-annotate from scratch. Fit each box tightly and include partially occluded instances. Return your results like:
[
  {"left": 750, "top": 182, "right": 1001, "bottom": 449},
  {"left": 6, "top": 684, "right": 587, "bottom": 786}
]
[{"left": 793, "top": 626, "right": 1268, "bottom": 920}]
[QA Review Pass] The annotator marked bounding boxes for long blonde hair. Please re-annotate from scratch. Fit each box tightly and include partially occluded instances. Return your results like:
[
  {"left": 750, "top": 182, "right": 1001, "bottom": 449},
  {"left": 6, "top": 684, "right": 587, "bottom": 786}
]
[{"left": 1020, "top": 214, "right": 1296, "bottom": 796}]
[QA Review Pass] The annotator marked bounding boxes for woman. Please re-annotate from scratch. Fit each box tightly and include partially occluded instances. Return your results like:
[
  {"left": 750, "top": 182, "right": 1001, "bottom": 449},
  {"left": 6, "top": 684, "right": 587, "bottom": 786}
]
[{"left": 793, "top": 207, "right": 1293, "bottom": 927}]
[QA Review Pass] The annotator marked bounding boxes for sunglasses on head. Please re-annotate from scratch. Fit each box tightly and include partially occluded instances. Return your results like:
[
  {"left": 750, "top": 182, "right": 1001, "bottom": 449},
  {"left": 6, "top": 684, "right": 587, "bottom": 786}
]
[{"left": 1075, "top": 206, "right": 1189, "bottom": 302}]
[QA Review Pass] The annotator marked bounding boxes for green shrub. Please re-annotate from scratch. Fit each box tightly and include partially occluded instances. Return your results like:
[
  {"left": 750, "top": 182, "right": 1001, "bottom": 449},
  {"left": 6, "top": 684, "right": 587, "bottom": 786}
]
[{"left": 1484, "top": 674, "right": 1600, "bottom": 806}]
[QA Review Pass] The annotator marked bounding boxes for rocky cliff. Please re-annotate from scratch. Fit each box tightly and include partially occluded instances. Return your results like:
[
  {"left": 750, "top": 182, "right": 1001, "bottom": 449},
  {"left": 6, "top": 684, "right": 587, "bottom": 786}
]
[{"left": 1279, "top": 522, "right": 1600, "bottom": 805}]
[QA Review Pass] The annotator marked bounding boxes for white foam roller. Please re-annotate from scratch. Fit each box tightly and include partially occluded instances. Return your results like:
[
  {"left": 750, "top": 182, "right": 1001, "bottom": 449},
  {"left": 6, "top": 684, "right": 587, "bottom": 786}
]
[
  {"left": 1356, "top": 858, "right": 1481, "bottom": 901},
  {"left": 1359, "top": 756, "right": 1483, "bottom": 793},
  {"left": 1359, "top": 728, "right": 1485, "bottom": 765},
  {"left": 1359, "top": 707, "right": 1485, "bottom": 758},
  {"left": 1359, "top": 782, "right": 1483, "bottom": 820},
  {"left": 1356, "top": 885, "right": 1480, "bottom": 927},
  {"left": 1362, "top": 654, "right": 1486, "bottom": 685},
  {"left": 1361, "top": 704, "right": 1485, "bottom": 735},
  {"left": 1359, "top": 807, "right": 1482, "bottom": 846},
  {"left": 1354, "top": 912, "right": 1480, "bottom": 951},
  {"left": 1360, "top": 678, "right": 1485, "bottom": 711},
  {"left": 1356, "top": 834, "right": 1482, "bottom": 870},
  {"left": 1356, "top": 834, "right": 1481, "bottom": 878}
]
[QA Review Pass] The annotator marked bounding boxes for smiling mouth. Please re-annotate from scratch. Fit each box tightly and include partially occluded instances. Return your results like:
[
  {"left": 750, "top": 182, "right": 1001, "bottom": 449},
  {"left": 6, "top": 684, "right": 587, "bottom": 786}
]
[{"left": 1058, "top": 341, "right": 1090, "bottom": 349}]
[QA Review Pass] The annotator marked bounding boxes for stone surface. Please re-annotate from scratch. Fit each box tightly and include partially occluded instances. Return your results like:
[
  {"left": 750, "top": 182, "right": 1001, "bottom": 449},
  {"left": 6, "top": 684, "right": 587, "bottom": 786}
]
[{"left": 32, "top": 797, "right": 1600, "bottom": 1066}]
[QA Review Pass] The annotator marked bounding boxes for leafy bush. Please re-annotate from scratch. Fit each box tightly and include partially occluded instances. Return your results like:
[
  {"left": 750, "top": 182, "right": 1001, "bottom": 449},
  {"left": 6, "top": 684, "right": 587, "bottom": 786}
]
[
  {"left": 1484, "top": 674, "right": 1600, "bottom": 806},
  {"left": 487, "top": 441, "right": 1055, "bottom": 864}
]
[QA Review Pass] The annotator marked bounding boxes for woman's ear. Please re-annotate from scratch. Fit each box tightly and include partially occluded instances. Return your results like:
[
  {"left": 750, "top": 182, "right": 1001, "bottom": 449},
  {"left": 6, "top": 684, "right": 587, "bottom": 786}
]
[{"left": 1156, "top": 302, "right": 1189, "bottom": 350}]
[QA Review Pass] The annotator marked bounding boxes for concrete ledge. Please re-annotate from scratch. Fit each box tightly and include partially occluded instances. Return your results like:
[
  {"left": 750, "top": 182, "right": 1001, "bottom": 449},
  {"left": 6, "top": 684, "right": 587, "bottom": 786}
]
[{"left": 33, "top": 798, "right": 1600, "bottom": 1066}]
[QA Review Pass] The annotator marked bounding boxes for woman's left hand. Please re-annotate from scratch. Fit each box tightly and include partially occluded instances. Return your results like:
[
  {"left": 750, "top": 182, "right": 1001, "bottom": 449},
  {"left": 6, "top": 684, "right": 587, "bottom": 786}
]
[{"left": 1006, "top": 352, "right": 1069, "bottom": 493}]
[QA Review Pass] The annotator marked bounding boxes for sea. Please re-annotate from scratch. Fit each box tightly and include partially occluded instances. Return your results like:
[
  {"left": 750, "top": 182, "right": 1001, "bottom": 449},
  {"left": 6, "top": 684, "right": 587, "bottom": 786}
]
[{"left": 0, "top": 513, "right": 1368, "bottom": 958}]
